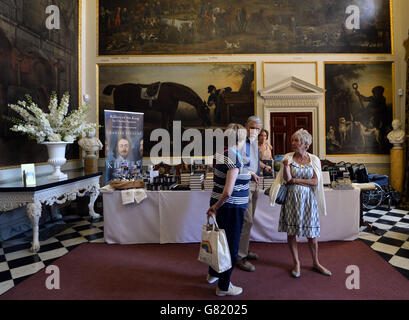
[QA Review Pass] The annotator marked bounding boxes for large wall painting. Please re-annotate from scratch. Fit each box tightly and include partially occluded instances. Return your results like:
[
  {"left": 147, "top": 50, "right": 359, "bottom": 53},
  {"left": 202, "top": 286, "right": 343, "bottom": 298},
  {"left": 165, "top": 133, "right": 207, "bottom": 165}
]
[
  {"left": 98, "top": 0, "right": 392, "bottom": 55},
  {"left": 98, "top": 63, "right": 256, "bottom": 157},
  {"left": 0, "top": 0, "right": 80, "bottom": 167},
  {"left": 324, "top": 62, "right": 394, "bottom": 156}
]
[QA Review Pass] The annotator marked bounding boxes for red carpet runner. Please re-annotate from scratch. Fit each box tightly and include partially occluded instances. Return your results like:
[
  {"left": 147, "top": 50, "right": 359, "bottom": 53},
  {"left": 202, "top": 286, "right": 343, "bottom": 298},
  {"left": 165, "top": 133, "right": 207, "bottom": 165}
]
[{"left": 2, "top": 241, "right": 409, "bottom": 300}]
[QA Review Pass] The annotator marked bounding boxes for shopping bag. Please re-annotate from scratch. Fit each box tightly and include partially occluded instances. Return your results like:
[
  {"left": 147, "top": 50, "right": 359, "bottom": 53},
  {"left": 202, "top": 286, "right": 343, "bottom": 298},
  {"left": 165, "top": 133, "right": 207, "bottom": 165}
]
[
  {"left": 198, "top": 215, "right": 232, "bottom": 273},
  {"left": 275, "top": 184, "right": 288, "bottom": 205}
]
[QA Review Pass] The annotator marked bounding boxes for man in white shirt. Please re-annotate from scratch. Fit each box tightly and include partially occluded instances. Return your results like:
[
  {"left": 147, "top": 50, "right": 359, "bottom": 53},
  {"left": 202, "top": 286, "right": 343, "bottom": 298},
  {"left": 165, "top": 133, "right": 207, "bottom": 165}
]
[{"left": 236, "top": 116, "right": 262, "bottom": 272}]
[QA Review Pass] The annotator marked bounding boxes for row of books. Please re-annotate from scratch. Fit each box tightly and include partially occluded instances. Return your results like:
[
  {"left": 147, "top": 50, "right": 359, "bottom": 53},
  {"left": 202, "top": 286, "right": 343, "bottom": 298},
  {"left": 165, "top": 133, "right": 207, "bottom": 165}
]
[
  {"left": 204, "top": 173, "right": 214, "bottom": 191},
  {"left": 261, "top": 176, "right": 275, "bottom": 190},
  {"left": 190, "top": 173, "right": 205, "bottom": 191},
  {"left": 180, "top": 172, "right": 274, "bottom": 191},
  {"left": 180, "top": 173, "right": 191, "bottom": 186}
]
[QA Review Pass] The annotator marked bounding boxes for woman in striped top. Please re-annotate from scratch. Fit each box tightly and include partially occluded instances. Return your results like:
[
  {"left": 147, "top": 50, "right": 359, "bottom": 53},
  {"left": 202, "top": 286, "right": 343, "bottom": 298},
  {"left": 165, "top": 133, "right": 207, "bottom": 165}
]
[{"left": 206, "top": 123, "right": 252, "bottom": 297}]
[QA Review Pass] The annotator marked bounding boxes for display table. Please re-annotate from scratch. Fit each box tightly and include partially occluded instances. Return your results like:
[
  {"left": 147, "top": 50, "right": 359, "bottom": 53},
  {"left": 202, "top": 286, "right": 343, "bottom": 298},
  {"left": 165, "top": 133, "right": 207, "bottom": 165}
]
[
  {"left": 0, "top": 171, "right": 102, "bottom": 252},
  {"left": 102, "top": 188, "right": 360, "bottom": 244}
]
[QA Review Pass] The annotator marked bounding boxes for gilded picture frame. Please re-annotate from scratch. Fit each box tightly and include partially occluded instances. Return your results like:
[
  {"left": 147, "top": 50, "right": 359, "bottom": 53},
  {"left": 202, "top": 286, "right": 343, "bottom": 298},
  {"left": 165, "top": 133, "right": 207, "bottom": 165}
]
[
  {"left": 98, "top": 0, "right": 392, "bottom": 56},
  {"left": 324, "top": 61, "right": 394, "bottom": 156},
  {"left": 97, "top": 62, "right": 256, "bottom": 157}
]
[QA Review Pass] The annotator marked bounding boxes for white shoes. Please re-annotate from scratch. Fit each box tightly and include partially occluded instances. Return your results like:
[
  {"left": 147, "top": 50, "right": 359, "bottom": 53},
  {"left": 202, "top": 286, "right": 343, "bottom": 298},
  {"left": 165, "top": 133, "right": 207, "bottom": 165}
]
[
  {"left": 206, "top": 275, "right": 243, "bottom": 296},
  {"left": 215, "top": 282, "right": 243, "bottom": 296},
  {"left": 291, "top": 269, "right": 301, "bottom": 278},
  {"left": 206, "top": 274, "right": 219, "bottom": 284}
]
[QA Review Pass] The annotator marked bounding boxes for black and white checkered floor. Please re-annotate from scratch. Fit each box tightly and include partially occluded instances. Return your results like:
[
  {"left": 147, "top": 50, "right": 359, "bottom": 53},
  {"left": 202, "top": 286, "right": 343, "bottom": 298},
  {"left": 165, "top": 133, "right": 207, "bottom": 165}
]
[
  {"left": 358, "top": 207, "right": 409, "bottom": 280},
  {"left": 0, "top": 215, "right": 104, "bottom": 295},
  {"left": 1, "top": 208, "right": 408, "bottom": 296}
]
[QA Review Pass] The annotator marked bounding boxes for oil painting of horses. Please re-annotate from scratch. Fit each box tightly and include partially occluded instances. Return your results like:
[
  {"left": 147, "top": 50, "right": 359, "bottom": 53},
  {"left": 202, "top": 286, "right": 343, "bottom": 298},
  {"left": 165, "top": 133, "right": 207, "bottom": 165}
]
[
  {"left": 324, "top": 62, "right": 393, "bottom": 156},
  {"left": 103, "top": 82, "right": 212, "bottom": 132},
  {"left": 0, "top": 0, "right": 79, "bottom": 167},
  {"left": 98, "top": 0, "right": 391, "bottom": 55},
  {"left": 99, "top": 63, "right": 255, "bottom": 156}
]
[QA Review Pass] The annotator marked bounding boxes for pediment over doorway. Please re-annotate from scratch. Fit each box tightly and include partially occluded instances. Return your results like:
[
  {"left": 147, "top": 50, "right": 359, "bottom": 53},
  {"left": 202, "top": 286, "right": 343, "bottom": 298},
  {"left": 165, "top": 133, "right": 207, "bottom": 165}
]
[{"left": 258, "top": 76, "right": 325, "bottom": 100}]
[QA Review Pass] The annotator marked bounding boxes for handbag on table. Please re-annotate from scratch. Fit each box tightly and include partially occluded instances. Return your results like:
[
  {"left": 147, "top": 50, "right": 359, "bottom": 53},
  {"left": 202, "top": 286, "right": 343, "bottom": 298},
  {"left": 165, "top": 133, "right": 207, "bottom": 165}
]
[
  {"left": 198, "top": 215, "right": 232, "bottom": 273},
  {"left": 355, "top": 164, "right": 369, "bottom": 183}
]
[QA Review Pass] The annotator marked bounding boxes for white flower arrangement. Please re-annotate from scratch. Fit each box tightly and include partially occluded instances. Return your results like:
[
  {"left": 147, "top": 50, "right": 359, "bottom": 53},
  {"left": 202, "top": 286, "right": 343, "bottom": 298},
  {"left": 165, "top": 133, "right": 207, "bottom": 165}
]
[{"left": 8, "top": 92, "right": 97, "bottom": 143}]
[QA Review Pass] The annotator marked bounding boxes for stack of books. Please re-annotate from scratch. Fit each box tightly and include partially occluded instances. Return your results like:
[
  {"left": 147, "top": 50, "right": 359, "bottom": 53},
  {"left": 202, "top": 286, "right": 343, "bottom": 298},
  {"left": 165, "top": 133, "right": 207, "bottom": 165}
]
[
  {"left": 203, "top": 173, "right": 214, "bottom": 190},
  {"left": 180, "top": 173, "right": 191, "bottom": 186},
  {"left": 258, "top": 177, "right": 264, "bottom": 190},
  {"left": 263, "top": 176, "right": 275, "bottom": 190},
  {"left": 190, "top": 173, "right": 204, "bottom": 191}
]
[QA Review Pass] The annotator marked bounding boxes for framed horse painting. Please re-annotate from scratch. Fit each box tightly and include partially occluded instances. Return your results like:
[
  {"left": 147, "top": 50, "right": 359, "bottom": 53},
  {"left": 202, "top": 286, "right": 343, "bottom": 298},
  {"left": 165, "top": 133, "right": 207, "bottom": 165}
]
[
  {"left": 98, "top": 62, "right": 256, "bottom": 157},
  {"left": 0, "top": 0, "right": 80, "bottom": 168},
  {"left": 98, "top": 0, "right": 392, "bottom": 55},
  {"left": 324, "top": 61, "right": 394, "bottom": 156}
]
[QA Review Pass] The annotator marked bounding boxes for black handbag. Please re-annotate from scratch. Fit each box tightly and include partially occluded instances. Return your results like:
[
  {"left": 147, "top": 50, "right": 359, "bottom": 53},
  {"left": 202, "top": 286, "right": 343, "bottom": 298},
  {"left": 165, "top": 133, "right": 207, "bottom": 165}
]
[
  {"left": 275, "top": 184, "right": 288, "bottom": 205},
  {"left": 355, "top": 164, "right": 369, "bottom": 183},
  {"left": 345, "top": 162, "right": 356, "bottom": 181}
]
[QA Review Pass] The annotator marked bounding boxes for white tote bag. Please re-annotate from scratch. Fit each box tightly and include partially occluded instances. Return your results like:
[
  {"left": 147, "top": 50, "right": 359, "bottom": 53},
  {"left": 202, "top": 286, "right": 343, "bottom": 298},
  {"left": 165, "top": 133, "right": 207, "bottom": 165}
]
[{"left": 198, "top": 215, "right": 232, "bottom": 273}]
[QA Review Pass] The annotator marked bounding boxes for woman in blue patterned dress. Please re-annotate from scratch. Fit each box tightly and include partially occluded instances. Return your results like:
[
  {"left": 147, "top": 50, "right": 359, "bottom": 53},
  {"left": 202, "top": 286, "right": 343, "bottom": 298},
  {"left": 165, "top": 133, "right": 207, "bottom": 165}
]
[{"left": 270, "top": 129, "right": 331, "bottom": 278}]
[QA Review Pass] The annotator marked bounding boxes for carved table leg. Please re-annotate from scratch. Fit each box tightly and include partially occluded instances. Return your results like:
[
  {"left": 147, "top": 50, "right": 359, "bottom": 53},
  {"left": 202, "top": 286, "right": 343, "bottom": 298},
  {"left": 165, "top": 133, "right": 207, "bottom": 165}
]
[
  {"left": 88, "top": 186, "right": 101, "bottom": 219},
  {"left": 26, "top": 201, "right": 42, "bottom": 252}
]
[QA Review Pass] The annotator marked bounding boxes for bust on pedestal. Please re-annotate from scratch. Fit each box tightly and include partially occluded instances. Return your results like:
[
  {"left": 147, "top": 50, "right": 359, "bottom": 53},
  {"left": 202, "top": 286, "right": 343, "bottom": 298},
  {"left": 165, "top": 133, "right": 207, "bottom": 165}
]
[
  {"left": 387, "top": 119, "right": 405, "bottom": 193},
  {"left": 78, "top": 128, "right": 103, "bottom": 174}
]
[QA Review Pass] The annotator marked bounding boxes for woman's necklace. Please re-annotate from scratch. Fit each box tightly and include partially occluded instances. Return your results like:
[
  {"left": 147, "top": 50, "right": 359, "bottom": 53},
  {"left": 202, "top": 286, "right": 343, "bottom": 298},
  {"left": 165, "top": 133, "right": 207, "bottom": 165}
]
[{"left": 295, "top": 153, "right": 310, "bottom": 167}]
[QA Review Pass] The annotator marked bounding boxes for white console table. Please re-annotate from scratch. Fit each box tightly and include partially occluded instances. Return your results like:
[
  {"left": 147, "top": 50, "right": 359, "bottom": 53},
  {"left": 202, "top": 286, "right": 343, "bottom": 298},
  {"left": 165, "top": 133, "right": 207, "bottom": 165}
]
[{"left": 0, "top": 171, "right": 102, "bottom": 252}]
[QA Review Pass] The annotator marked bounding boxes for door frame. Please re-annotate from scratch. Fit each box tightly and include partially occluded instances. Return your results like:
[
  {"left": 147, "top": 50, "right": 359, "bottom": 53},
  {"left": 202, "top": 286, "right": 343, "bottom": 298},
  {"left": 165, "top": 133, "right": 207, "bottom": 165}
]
[{"left": 264, "top": 107, "right": 319, "bottom": 155}]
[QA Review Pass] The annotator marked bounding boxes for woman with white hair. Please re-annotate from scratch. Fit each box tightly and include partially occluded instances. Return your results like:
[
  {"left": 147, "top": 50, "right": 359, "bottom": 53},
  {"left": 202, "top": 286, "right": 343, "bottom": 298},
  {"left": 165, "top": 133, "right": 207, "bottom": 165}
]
[{"left": 269, "top": 129, "right": 331, "bottom": 278}]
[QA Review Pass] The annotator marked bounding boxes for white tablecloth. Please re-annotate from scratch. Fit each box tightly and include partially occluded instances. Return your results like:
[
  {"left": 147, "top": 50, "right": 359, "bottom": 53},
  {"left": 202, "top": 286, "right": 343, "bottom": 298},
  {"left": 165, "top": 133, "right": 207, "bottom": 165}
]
[{"left": 102, "top": 189, "right": 360, "bottom": 244}]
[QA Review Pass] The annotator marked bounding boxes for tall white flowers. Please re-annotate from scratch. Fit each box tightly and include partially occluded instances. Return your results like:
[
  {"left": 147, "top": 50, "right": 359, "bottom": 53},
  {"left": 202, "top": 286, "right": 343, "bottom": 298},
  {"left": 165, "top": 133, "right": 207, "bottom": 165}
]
[{"left": 8, "top": 92, "right": 97, "bottom": 143}]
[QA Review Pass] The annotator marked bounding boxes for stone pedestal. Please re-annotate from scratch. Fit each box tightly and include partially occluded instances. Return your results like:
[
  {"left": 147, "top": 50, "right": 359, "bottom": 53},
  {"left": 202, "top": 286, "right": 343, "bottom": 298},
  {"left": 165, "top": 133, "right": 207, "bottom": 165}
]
[
  {"left": 390, "top": 147, "right": 404, "bottom": 193},
  {"left": 84, "top": 158, "right": 98, "bottom": 174}
]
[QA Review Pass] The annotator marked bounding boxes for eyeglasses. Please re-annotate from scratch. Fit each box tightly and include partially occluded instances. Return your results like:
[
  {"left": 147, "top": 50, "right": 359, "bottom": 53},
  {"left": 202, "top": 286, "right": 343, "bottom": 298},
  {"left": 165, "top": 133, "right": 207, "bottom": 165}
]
[{"left": 249, "top": 126, "right": 261, "bottom": 131}]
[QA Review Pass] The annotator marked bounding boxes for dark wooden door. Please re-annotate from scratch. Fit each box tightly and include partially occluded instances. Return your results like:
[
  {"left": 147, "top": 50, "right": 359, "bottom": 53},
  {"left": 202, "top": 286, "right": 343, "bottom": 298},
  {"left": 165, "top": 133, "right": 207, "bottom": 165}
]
[{"left": 270, "top": 112, "right": 313, "bottom": 155}]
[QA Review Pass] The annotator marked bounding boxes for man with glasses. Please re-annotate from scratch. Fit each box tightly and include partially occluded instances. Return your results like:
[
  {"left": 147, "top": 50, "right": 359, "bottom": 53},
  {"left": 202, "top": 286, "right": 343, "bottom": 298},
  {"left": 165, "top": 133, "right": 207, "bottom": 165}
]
[{"left": 236, "top": 116, "right": 262, "bottom": 272}]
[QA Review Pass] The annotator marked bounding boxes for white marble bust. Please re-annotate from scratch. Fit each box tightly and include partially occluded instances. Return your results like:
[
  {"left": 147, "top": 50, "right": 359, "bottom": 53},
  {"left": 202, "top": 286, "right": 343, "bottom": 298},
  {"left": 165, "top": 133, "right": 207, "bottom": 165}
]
[
  {"left": 387, "top": 119, "right": 405, "bottom": 147},
  {"left": 78, "top": 128, "right": 103, "bottom": 159}
]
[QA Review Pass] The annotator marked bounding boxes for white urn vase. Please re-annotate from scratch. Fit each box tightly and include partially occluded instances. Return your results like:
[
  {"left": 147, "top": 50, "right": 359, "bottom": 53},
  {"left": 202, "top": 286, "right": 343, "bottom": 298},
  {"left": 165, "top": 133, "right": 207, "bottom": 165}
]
[{"left": 42, "top": 142, "right": 71, "bottom": 180}]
